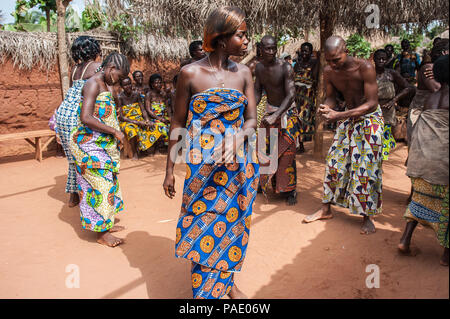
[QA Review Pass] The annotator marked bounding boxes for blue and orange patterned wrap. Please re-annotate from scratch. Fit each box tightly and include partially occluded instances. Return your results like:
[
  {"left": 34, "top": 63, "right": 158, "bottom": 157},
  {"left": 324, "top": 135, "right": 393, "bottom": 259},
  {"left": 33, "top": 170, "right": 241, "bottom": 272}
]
[{"left": 174, "top": 88, "right": 259, "bottom": 299}]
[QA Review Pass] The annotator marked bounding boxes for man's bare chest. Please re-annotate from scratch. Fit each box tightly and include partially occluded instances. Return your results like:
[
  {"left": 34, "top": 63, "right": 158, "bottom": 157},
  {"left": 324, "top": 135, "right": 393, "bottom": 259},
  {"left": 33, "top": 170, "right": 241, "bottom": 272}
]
[
  {"left": 330, "top": 72, "right": 364, "bottom": 92},
  {"left": 260, "top": 68, "right": 284, "bottom": 87}
]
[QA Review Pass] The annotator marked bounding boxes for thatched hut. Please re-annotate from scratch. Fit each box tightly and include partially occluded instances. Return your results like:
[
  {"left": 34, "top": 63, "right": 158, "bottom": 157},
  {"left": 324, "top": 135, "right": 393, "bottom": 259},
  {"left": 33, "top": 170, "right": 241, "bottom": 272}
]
[
  {"left": 0, "top": 29, "right": 188, "bottom": 71},
  {"left": 0, "top": 28, "right": 187, "bottom": 158},
  {"left": 123, "top": 0, "right": 449, "bottom": 156}
]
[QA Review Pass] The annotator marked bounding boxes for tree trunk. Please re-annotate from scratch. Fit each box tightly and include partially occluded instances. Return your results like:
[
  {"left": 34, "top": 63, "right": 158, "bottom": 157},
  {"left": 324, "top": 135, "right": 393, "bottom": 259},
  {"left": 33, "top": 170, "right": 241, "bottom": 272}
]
[
  {"left": 313, "top": 10, "right": 335, "bottom": 159},
  {"left": 45, "top": 8, "right": 51, "bottom": 32},
  {"left": 56, "top": 0, "right": 71, "bottom": 97}
]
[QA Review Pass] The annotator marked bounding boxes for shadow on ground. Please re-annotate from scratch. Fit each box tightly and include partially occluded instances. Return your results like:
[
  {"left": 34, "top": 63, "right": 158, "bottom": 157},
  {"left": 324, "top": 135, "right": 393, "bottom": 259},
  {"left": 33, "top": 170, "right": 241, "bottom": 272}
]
[{"left": 102, "top": 231, "right": 192, "bottom": 299}]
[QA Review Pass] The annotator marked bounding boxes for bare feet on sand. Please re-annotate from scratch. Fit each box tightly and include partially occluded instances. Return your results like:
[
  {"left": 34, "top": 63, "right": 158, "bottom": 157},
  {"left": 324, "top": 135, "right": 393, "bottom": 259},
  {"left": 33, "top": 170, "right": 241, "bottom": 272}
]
[
  {"left": 68, "top": 193, "right": 80, "bottom": 207},
  {"left": 228, "top": 284, "right": 247, "bottom": 299},
  {"left": 360, "top": 216, "right": 376, "bottom": 235},
  {"left": 398, "top": 220, "right": 417, "bottom": 254},
  {"left": 397, "top": 242, "right": 411, "bottom": 254},
  {"left": 109, "top": 225, "right": 125, "bottom": 233},
  {"left": 97, "top": 232, "right": 124, "bottom": 247},
  {"left": 286, "top": 191, "right": 297, "bottom": 206},
  {"left": 440, "top": 248, "right": 449, "bottom": 266},
  {"left": 303, "top": 207, "right": 333, "bottom": 223}
]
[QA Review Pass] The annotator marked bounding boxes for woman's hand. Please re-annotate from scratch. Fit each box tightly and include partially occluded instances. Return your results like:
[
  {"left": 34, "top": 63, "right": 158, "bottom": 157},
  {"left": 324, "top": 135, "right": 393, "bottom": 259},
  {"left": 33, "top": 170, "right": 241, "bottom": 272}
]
[
  {"left": 114, "top": 129, "right": 125, "bottom": 145},
  {"left": 163, "top": 172, "right": 176, "bottom": 199},
  {"left": 219, "top": 133, "right": 245, "bottom": 164},
  {"left": 144, "top": 120, "right": 155, "bottom": 130}
]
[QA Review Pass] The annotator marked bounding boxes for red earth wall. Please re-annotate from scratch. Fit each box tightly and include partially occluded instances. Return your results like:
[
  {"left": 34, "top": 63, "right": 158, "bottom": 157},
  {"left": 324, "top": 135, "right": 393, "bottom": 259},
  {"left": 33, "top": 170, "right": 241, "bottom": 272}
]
[{"left": 0, "top": 57, "right": 181, "bottom": 158}]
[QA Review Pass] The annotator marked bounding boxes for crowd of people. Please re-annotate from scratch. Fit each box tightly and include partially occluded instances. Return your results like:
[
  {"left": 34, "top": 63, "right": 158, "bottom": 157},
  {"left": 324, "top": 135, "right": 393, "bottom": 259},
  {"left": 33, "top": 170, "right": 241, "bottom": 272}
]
[{"left": 48, "top": 6, "right": 449, "bottom": 299}]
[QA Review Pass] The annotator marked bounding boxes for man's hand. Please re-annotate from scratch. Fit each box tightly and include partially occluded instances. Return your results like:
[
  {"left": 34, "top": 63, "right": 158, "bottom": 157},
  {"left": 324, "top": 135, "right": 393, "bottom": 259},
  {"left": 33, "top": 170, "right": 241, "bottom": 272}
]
[
  {"left": 382, "top": 99, "right": 396, "bottom": 110},
  {"left": 318, "top": 104, "right": 340, "bottom": 123},
  {"left": 262, "top": 113, "right": 278, "bottom": 127},
  {"left": 423, "top": 66, "right": 434, "bottom": 80}
]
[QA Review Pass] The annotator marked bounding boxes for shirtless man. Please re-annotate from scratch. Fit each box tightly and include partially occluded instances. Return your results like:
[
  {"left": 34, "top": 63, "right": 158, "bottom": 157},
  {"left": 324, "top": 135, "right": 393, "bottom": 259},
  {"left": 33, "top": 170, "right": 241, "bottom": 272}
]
[
  {"left": 180, "top": 40, "right": 206, "bottom": 67},
  {"left": 255, "top": 35, "right": 298, "bottom": 205},
  {"left": 303, "top": 36, "right": 382, "bottom": 234}
]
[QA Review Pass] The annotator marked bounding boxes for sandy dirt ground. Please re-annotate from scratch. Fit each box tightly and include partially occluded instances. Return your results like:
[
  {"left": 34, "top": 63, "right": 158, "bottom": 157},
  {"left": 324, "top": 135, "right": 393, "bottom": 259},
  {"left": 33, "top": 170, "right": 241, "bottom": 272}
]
[{"left": 0, "top": 135, "right": 448, "bottom": 299}]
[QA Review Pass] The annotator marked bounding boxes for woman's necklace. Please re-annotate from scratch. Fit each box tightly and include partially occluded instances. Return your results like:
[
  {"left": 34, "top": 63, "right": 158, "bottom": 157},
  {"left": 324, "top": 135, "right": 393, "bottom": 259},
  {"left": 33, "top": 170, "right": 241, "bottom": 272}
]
[{"left": 208, "top": 54, "right": 227, "bottom": 88}]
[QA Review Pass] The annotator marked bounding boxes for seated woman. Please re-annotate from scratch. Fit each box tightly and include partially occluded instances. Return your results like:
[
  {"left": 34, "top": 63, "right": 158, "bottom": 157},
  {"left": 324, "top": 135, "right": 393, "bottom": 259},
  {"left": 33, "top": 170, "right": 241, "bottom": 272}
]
[
  {"left": 144, "top": 73, "right": 171, "bottom": 153},
  {"left": 118, "top": 77, "right": 161, "bottom": 158},
  {"left": 398, "top": 55, "right": 449, "bottom": 266},
  {"left": 132, "top": 70, "right": 149, "bottom": 99}
]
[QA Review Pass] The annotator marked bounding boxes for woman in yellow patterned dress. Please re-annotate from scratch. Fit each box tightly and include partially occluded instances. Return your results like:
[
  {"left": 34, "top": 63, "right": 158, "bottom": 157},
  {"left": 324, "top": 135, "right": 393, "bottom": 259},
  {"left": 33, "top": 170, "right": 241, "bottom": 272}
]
[
  {"left": 145, "top": 73, "right": 170, "bottom": 153},
  {"left": 118, "top": 76, "right": 161, "bottom": 158},
  {"left": 70, "top": 52, "right": 129, "bottom": 248}
]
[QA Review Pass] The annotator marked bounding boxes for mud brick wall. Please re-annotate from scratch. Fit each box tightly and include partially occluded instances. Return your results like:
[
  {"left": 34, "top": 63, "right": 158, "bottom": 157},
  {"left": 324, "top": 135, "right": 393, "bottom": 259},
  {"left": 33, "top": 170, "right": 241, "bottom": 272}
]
[{"left": 0, "top": 57, "right": 180, "bottom": 158}]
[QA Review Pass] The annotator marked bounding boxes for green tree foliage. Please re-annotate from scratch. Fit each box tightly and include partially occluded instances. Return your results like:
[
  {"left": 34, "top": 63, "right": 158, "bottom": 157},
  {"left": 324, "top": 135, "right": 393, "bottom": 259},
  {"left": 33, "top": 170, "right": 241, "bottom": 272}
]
[
  {"left": 81, "top": 0, "right": 105, "bottom": 31},
  {"left": 65, "top": 6, "right": 82, "bottom": 32},
  {"left": 394, "top": 27, "right": 424, "bottom": 50},
  {"left": 425, "top": 24, "right": 447, "bottom": 40},
  {"left": 110, "top": 13, "right": 140, "bottom": 41},
  {"left": 12, "top": 0, "right": 56, "bottom": 31},
  {"left": 346, "top": 33, "right": 372, "bottom": 59}
]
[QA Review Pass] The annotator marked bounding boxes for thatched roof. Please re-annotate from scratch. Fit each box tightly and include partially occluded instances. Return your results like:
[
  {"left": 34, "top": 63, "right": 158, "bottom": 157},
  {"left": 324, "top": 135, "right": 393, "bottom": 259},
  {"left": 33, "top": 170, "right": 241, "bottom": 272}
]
[
  {"left": 0, "top": 29, "right": 121, "bottom": 70},
  {"left": 0, "top": 29, "right": 189, "bottom": 70},
  {"left": 0, "top": 31, "right": 57, "bottom": 70},
  {"left": 124, "top": 0, "right": 449, "bottom": 37}
]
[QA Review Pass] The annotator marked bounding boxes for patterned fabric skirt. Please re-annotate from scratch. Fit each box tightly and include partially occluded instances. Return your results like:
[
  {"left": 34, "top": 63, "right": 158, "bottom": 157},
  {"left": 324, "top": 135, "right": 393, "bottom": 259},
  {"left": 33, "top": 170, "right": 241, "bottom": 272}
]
[
  {"left": 191, "top": 263, "right": 235, "bottom": 299},
  {"left": 151, "top": 101, "right": 170, "bottom": 146},
  {"left": 77, "top": 167, "right": 124, "bottom": 232},
  {"left": 119, "top": 103, "right": 162, "bottom": 151},
  {"left": 256, "top": 94, "right": 267, "bottom": 129},
  {"left": 382, "top": 124, "right": 396, "bottom": 161},
  {"left": 70, "top": 91, "right": 124, "bottom": 232},
  {"left": 323, "top": 106, "right": 384, "bottom": 216},
  {"left": 56, "top": 80, "right": 85, "bottom": 193},
  {"left": 404, "top": 177, "right": 449, "bottom": 248},
  {"left": 296, "top": 84, "right": 316, "bottom": 142},
  {"left": 259, "top": 110, "right": 299, "bottom": 194}
]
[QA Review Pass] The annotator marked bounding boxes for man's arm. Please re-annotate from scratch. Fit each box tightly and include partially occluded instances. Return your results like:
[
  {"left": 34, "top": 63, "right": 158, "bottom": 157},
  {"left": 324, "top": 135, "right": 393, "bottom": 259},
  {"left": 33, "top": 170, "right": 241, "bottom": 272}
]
[
  {"left": 272, "top": 62, "right": 296, "bottom": 118},
  {"left": 391, "top": 69, "right": 416, "bottom": 102},
  {"left": 322, "top": 66, "right": 337, "bottom": 109},
  {"left": 421, "top": 64, "right": 441, "bottom": 92},
  {"left": 254, "top": 64, "right": 263, "bottom": 106}
]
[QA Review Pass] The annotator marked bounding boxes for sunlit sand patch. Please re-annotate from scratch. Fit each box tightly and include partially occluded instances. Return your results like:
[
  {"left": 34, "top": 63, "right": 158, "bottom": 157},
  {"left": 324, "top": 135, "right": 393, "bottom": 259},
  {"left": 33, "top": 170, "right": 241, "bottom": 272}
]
[
  {"left": 258, "top": 204, "right": 278, "bottom": 212},
  {"left": 158, "top": 219, "right": 174, "bottom": 223}
]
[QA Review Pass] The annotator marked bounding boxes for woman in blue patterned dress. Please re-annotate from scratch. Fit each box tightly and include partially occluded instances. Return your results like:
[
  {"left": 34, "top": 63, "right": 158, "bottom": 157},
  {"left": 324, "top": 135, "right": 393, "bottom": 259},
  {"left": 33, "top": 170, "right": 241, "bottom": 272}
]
[
  {"left": 163, "top": 6, "right": 259, "bottom": 299},
  {"left": 56, "top": 36, "right": 102, "bottom": 207}
]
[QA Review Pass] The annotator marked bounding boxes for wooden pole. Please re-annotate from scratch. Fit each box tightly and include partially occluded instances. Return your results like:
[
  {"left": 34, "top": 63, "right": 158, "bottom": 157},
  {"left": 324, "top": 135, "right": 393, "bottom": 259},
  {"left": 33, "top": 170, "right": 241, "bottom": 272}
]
[
  {"left": 313, "top": 10, "right": 335, "bottom": 159},
  {"left": 56, "top": 0, "right": 71, "bottom": 97}
]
